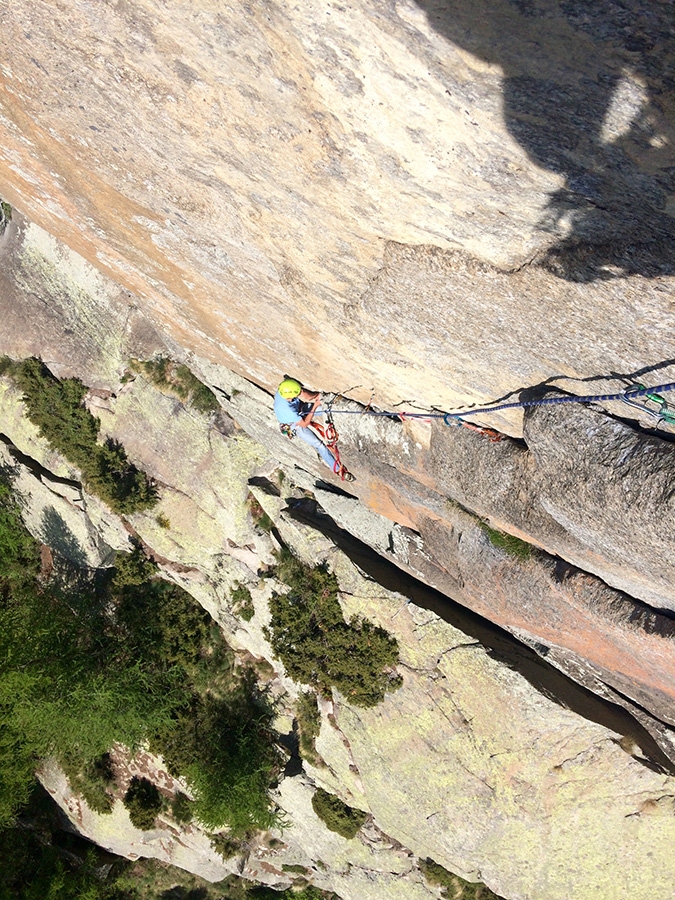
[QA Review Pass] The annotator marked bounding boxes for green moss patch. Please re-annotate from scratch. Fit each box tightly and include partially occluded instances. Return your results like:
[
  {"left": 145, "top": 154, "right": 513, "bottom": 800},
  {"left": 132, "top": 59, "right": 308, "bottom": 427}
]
[
  {"left": 311, "top": 788, "right": 367, "bottom": 840},
  {"left": 419, "top": 858, "right": 504, "bottom": 899},
  {"left": 231, "top": 582, "right": 255, "bottom": 621},
  {"left": 129, "top": 356, "right": 219, "bottom": 415},
  {"left": 0, "top": 200, "right": 11, "bottom": 233},
  {"left": 479, "top": 522, "right": 532, "bottom": 561},
  {"left": 248, "top": 493, "right": 274, "bottom": 532}
]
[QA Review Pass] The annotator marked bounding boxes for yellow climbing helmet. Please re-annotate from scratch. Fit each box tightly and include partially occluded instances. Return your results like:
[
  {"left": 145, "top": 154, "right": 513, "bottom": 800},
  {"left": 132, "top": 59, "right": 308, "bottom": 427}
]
[{"left": 278, "top": 378, "right": 302, "bottom": 399}]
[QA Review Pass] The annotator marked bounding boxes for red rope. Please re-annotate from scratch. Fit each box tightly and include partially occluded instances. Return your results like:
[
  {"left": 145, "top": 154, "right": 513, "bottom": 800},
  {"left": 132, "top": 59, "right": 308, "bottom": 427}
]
[
  {"left": 459, "top": 421, "right": 504, "bottom": 442},
  {"left": 313, "top": 419, "right": 347, "bottom": 479}
]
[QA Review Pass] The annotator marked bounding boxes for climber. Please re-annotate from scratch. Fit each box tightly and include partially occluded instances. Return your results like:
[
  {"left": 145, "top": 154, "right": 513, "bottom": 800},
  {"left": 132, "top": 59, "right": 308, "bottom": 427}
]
[{"left": 274, "top": 377, "right": 355, "bottom": 481}]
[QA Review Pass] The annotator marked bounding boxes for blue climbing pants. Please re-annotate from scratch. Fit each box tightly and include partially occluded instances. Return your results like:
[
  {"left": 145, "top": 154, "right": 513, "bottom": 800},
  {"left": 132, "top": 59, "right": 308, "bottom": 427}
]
[{"left": 294, "top": 423, "right": 337, "bottom": 471}]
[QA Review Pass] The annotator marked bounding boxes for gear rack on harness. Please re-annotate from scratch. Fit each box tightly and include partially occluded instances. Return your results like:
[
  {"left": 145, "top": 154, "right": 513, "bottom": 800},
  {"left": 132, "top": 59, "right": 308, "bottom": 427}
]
[
  {"left": 310, "top": 401, "right": 355, "bottom": 482},
  {"left": 277, "top": 391, "right": 355, "bottom": 483}
]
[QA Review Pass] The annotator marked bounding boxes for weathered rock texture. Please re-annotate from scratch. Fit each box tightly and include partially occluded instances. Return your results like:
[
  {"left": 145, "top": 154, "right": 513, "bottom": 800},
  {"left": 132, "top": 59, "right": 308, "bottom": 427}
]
[
  {"left": 3, "top": 215, "right": 675, "bottom": 899},
  {"left": 0, "top": 0, "right": 674, "bottom": 421},
  {"left": 2, "top": 2, "right": 675, "bottom": 897},
  {"left": 6, "top": 373, "right": 675, "bottom": 900}
]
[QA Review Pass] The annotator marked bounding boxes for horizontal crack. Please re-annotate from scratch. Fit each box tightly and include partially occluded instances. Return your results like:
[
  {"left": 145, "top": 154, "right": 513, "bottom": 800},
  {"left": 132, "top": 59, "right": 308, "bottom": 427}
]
[{"left": 0, "top": 432, "right": 82, "bottom": 491}]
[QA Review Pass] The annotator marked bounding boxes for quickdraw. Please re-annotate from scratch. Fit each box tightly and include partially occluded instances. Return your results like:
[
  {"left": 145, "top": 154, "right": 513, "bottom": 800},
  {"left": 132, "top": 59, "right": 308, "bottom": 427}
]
[
  {"left": 621, "top": 384, "right": 675, "bottom": 427},
  {"left": 442, "top": 415, "right": 504, "bottom": 443}
]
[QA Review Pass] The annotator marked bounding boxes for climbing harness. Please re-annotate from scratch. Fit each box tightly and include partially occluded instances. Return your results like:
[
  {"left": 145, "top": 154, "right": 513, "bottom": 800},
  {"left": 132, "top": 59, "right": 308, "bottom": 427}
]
[
  {"left": 279, "top": 396, "right": 355, "bottom": 482},
  {"left": 313, "top": 397, "right": 355, "bottom": 482}
]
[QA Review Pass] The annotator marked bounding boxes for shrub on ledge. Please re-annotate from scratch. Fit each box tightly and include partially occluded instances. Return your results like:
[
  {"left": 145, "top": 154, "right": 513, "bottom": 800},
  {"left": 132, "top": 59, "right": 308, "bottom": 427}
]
[
  {"left": 264, "top": 548, "right": 402, "bottom": 707},
  {"left": 419, "top": 857, "right": 504, "bottom": 899},
  {"left": 311, "top": 788, "right": 367, "bottom": 840},
  {"left": 60, "top": 751, "right": 117, "bottom": 815},
  {"left": 123, "top": 776, "right": 163, "bottom": 830},
  {"left": 0, "top": 356, "right": 157, "bottom": 514},
  {"left": 296, "top": 690, "right": 323, "bottom": 767},
  {"left": 129, "top": 356, "right": 220, "bottom": 415}
]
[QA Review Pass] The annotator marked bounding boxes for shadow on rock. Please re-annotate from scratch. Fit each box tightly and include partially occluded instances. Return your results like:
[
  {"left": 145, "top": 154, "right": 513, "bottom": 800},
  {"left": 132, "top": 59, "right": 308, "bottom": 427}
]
[
  {"left": 414, "top": 0, "right": 675, "bottom": 281},
  {"left": 40, "top": 506, "right": 89, "bottom": 568},
  {"left": 284, "top": 495, "right": 675, "bottom": 774}
]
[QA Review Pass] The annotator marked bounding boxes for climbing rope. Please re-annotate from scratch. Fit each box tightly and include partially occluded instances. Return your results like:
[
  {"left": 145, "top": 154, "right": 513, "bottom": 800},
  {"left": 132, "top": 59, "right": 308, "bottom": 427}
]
[
  {"left": 279, "top": 381, "right": 675, "bottom": 478},
  {"left": 620, "top": 384, "right": 675, "bottom": 426},
  {"left": 323, "top": 380, "right": 675, "bottom": 431},
  {"left": 315, "top": 396, "right": 352, "bottom": 480}
]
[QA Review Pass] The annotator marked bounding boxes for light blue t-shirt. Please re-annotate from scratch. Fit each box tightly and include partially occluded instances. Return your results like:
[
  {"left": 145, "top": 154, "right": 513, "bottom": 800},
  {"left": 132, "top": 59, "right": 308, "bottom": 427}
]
[{"left": 274, "top": 391, "right": 302, "bottom": 425}]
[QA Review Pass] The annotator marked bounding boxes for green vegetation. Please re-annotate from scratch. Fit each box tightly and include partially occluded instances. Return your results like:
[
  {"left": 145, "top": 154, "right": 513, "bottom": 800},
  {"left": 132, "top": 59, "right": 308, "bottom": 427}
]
[
  {"left": 0, "top": 477, "right": 176, "bottom": 826},
  {"left": 114, "top": 854, "right": 342, "bottom": 900},
  {"left": 171, "top": 791, "right": 194, "bottom": 825},
  {"left": 295, "top": 691, "right": 323, "bottom": 767},
  {"left": 479, "top": 522, "right": 532, "bottom": 561},
  {"left": 115, "top": 557, "right": 281, "bottom": 835},
  {"left": 0, "top": 472, "right": 281, "bottom": 835},
  {"left": 115, "top": 856, "right": 339, "bottom": 900},
  {"left": 60, "top": 752, "right": 117, "bottom": 815},
  {"left": 113, "top": 543, "right": 158, "bottom": 586},
  {"left": 129, "top": 356, "right": 220, "bottom": 415},
  {"left": 311, "top": 788, "right": 367, "bottom": 840},
  {"left": 248, "top": 887, "right": 337, "bottom": 900},
  {"left": 0, "top": 828, "right": 132, "bottom": 900},
  {"left": 152, "top": 676, "right": 280, "bottom": 834},
  {"left": 419, "top": 858, "right": 504, "bottom": 900},
  {"left": 0, "top": 199, "right": 11, "bottom": 233},
  {"left": 265, "top": 549, "right": 402, "bottom": 707},
  {"left": 231, "top": 582, "right": 255, "bottom": 621},
  {"left": 210, "top": 831, "right": 249, "bottom": 860},
  {"left": 1, "top": 813, "right": 343, "bottom": 900},
  {"left": 0, "top": 356, "right": 157, "bottom": 514},
  {"left": 155, "top": 512, "right": 171, "bottom": 529},
  {"left": 248, "top": 493, "right": 274, "bottom": 532},
  {"left": 123, "top": 777, "right": 163, "bottom": 831}
]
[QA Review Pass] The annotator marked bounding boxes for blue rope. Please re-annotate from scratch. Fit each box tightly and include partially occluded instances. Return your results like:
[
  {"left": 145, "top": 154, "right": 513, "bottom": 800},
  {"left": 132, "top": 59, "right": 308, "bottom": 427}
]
[{"left": 324, "top": 381, "right": 675, "bottom": 426}]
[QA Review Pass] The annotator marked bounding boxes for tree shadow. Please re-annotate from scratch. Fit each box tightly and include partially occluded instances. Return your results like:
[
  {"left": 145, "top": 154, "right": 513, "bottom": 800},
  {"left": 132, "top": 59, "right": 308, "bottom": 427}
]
[
  {"left": 40, "top": 506, "right": 89, "bottom": 569},
  {"left": 159, "top": 889, "right": 209, "bottom": 900},
  {"left": 413, "top": 0, "right": 675, "bottom": 281},
  {"left": 0, "top": 457, "right": 20, "bottom": 490}
]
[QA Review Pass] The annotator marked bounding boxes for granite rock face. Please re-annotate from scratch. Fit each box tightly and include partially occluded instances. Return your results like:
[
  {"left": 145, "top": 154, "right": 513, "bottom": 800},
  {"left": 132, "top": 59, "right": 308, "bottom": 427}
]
[
  {"left": 2, "top": 222, "right": 675, "bottom": 897},
  {"left": 0, "top": 0, "right": 673, "bottom": 420},
  {"left": 10, "top": 414, "right": 675, "bottom": 900},
  {"left": 2, "top": 2, "right": 675, "bottom": 897}
]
